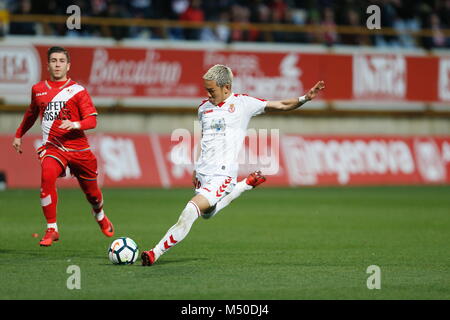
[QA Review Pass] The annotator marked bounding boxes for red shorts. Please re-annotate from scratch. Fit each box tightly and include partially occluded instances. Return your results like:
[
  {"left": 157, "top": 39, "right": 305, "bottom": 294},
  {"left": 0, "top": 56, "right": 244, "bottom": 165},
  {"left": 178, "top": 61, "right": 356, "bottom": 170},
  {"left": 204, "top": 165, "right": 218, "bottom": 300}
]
[{"left": 37, "top": 145, "right": 98, "bottom": 180}]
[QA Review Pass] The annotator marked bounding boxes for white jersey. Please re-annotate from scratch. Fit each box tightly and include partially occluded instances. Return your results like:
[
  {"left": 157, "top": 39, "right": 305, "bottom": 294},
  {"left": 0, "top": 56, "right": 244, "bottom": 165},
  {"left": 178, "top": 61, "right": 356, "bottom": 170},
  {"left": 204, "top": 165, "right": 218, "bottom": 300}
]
[{"left": 195, "top": 93, "right": 267, "bottom": 178}]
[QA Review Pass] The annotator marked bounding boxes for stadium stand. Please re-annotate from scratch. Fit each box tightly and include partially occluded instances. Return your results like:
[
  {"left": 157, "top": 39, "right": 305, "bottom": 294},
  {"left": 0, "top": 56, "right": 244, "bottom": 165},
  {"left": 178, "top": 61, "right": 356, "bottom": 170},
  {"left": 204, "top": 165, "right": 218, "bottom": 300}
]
[{"left": 2, "top": 0, "right": 450, "bottom": 48}]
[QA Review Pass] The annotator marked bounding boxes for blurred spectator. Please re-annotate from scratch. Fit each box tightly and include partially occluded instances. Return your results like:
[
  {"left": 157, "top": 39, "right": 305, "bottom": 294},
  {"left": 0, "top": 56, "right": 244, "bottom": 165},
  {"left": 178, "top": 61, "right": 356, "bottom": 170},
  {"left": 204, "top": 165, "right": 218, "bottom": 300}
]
[
  {"left": 202, "top": 0, "right": 234, "bottom": 22},
  {"left": 215, "top": 9, "right": 231, "bottom": 42},
  {"left": 128, "top": 0, "right": 151, "bottom": 18},
  {"left": 229, "top": 4, "right": 251, "bottom": 42},
  {"left": 270, "top": 0, "right": 290, "bottom": 43},
  {"left": 340, "top": 9, "right": 363, "bottom": 45},
  {"left": 392, "top": 0, "right": 420, "bottom": 48},
  {"left": 437, "top": 0, "right": 450, "bottom": 29},
  {"left": 126, "top": 0, "right": 152, "bottom": 39},
  {"left": 9, "top": 0, "right": 36, "bottom": 35},
  {"left": 305, "top": 4, "right": 321, "bottom": 44},
  {"left": 200, "top": 8, "right": 230, "bottom": 42},
  {"left": 180, "top": 0, "right": 204, "bottom": 40},
  {"left": 374, "top": 0, "right": 401, "bottom": 47},
  {"left": 270, "top": 0, "right": 287, "bottom": 22},
  {"left": 245, "top": 0, "right": 272, "bottom": 42},
  {"left": 422, "top": 13, "right": 449, "bottom": 49},
  {"left": 104, "top": 1, "right": 129, "bottom": 40},
  {"left": 321, "top": 6, "right": 338, "bottom": 46},
  {"left": 0, "top": 0, "right": 7, "bottom": 37},
  {"left": 88, "top": 0, "right": 109, "bottom": 37},
  {"left": 168, "top": 0, "right": 189, "bottom": 39},
  {"left": 172, "top": 0, "right": 189, "bottom": 17},
  {"left": 284, "top": 7, "right": 309, "bottom": 43}
]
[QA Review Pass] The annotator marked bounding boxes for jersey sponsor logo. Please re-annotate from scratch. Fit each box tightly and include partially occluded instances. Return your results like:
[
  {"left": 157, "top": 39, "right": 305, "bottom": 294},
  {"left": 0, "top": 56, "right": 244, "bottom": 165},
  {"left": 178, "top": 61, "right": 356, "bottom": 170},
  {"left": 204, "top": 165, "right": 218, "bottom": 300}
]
[
  {"left": 40, "top": 84, "right": 85, "bottom": 144},
  {"left": 42, "top": 101, "right": 71, "bottom": 121},
  {"left": 210, "top": 118, "right": 226, "bottom": 132}
]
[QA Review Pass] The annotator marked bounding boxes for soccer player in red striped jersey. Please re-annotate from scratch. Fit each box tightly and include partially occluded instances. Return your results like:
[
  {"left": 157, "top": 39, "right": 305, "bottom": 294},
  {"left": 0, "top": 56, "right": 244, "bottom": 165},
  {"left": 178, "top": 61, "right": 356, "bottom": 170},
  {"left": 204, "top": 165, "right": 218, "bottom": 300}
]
[
  {"left": 141, "top": 64, "right": 325, "bottom": 266},
  {"left": 12, "top": 46, "right": 114, "bottom": 246}
]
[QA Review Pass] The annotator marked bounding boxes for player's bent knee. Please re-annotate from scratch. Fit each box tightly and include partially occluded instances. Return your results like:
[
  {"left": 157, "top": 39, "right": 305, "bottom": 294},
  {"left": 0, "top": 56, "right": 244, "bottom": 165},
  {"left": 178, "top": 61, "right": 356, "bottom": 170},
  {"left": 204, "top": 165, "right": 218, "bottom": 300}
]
[
  {"left": 201, "top": 204, "right": 216, "bottom": 219},
  {"left": 190, "top": 194, "right": 213, "bottom": 213}
]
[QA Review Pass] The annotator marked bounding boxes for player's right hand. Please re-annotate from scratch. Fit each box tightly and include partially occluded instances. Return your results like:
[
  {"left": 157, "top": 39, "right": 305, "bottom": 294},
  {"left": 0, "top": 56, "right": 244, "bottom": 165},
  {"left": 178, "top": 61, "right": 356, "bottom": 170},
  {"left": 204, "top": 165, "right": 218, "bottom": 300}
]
[{"left": 12, "top": 137, "right": 23, "bottom": 154}]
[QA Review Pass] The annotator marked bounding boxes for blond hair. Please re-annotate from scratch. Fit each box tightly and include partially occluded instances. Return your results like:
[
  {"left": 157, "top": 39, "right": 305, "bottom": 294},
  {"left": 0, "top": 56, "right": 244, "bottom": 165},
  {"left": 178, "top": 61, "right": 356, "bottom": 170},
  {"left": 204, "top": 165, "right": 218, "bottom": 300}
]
[{"left": 203, "top": 64, "right": 233, "bottom": 88}]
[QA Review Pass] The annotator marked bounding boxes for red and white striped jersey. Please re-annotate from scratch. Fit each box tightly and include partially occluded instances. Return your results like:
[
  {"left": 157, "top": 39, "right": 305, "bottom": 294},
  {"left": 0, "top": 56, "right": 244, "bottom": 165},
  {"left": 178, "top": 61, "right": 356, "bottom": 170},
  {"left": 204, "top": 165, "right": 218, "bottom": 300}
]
[
  {"left": 196, "top": 93, "right": 267, "bottom": 178},
  {"left": 15, "top": 79, "right": 98, "bottom": 150}
]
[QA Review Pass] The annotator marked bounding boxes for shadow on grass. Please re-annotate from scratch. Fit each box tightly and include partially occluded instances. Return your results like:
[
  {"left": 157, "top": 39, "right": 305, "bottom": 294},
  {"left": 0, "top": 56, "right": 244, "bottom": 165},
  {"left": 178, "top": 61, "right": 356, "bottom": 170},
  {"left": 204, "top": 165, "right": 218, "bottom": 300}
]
[{"left": 101, "top": 257, "right": 209, "bottom": 267}]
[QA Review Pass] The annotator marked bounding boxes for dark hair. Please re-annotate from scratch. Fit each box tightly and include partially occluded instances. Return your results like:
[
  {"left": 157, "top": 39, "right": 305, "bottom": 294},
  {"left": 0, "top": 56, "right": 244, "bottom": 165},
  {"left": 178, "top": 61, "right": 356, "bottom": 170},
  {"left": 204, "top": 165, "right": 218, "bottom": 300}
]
[{"left": 47, "top": 46, "right": 70, "bottom": 63}]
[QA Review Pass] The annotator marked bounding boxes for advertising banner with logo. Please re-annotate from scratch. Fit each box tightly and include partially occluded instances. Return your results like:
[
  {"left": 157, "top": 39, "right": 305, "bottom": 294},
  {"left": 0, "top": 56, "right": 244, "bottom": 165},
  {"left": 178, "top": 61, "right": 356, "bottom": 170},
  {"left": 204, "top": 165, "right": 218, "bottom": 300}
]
[
  {"left": 2, "top": 133, "right": 450, "bottom": 188},
  {"left": 1, "top": 41, "right": 449, "bottom": 106}
]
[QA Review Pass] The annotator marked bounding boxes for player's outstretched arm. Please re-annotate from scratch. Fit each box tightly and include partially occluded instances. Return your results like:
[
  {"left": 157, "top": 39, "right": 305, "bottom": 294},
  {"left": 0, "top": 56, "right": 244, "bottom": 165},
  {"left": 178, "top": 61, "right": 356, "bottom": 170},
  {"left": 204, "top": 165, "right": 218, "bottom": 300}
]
[{"left": 264, "top": 80, "right": 325, "bottom": 112}]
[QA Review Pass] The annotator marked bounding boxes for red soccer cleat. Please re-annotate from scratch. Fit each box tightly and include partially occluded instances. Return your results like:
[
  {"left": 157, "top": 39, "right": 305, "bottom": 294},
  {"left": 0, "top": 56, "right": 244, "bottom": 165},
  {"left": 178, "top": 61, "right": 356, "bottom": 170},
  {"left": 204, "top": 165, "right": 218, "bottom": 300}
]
[
  {"left": 39, "top": 228, "right": 60, "bottom": 247},
  {"left": 141, "top": 250, "right": 156, "bottom": 266},
  {"left": 97, "top": 215, "right": 114, "bottom": 237},
  {"left": 245, "top": 170, "right": 266, "bottom": 188}
]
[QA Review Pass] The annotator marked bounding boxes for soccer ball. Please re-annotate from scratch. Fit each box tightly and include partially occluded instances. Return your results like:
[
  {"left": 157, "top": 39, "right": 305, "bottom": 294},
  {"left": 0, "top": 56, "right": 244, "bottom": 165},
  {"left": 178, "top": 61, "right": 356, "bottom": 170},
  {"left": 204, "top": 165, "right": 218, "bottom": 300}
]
[{"left": 108, "top": 237, "right": 139, "bottom": 265}]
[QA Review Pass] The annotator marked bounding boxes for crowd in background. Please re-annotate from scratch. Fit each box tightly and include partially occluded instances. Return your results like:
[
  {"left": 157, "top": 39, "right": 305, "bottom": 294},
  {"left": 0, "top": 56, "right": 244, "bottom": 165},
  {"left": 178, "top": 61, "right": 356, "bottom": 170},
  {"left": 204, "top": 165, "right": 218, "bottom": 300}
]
[{"left": 4, "top": 0, "right": 450, "bottom": 49}]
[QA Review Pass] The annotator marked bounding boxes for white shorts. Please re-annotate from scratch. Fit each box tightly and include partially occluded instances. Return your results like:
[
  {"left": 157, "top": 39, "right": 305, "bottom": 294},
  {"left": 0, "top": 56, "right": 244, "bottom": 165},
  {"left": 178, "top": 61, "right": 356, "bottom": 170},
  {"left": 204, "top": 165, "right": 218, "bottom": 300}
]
[{"left": 194, "top": 173, "right": 236, "bottom": 207}]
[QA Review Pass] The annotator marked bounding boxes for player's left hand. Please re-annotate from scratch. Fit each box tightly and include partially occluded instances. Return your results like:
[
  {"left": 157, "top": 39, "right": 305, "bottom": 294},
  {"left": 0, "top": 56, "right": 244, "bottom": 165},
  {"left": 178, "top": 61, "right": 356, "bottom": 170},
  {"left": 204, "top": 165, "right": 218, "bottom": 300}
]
[
  {"left": 59, "top": 120, "right": 77, "bottom": 130},
  {"left": 305, "top": 80, "right": 325, "bottom": 101}
]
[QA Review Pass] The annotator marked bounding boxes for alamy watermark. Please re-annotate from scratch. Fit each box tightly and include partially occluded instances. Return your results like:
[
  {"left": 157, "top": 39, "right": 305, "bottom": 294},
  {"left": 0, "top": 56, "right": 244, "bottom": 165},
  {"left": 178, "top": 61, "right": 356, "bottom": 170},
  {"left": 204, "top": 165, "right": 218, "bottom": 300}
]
[
  {"left": 170, "top": 123, "right": 280, "bottom": 175},
  {"left": 366, "top": 5, "right": 381, "bottom": 30},
  {"left": 66, "top": 5, "right": 81, "bottom": 30},
  {"left": 66, "top": 264, "right": 81, "bottom": 290},
  {"left": 366, "top": 265, "right": 381, "bottom": 290}
]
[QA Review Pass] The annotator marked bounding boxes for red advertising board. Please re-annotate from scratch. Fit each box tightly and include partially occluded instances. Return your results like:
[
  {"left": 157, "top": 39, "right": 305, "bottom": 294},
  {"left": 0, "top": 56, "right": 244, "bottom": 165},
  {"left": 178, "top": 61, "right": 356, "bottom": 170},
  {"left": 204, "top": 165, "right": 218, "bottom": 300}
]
[
  {"left": 2, "top": 133, "right": 450, "bottom": 189},
  {"left": 1, "top": 41, "right": 449, "bottom": 105}
]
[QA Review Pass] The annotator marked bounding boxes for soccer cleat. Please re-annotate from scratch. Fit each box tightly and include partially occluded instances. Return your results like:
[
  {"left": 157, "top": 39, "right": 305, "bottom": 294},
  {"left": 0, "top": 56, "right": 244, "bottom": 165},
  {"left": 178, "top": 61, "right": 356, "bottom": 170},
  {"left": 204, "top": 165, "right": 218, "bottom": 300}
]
[
  {"left": 141, "top": 250, "right": 156, "bottom": 266},
  {"left": 97, "top": 215, "right": 114, "bottom": 237},
  {"left": 39, "top": 228, "right": 59, "bottom": 247},
  {"left": 245, "top": 170, "right": 266, "bottom": 188}
]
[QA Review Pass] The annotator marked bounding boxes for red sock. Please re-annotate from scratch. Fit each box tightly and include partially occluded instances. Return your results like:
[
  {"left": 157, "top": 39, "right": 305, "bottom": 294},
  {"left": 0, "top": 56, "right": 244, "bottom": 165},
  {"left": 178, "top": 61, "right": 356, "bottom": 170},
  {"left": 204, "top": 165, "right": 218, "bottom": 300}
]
[
  {"left": 40, "top": 158, "right": 64, "bottom": 224},
  {"left": 78, "top": 178, "right": 103, "bottom": 214}
]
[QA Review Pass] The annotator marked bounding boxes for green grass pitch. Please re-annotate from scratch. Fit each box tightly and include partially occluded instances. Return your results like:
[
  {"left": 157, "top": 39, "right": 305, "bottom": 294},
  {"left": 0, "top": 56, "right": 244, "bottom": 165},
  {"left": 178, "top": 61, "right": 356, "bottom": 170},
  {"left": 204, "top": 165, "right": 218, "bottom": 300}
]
[{"left": 0, "top": 186, "right": 449, "bottom": 300}]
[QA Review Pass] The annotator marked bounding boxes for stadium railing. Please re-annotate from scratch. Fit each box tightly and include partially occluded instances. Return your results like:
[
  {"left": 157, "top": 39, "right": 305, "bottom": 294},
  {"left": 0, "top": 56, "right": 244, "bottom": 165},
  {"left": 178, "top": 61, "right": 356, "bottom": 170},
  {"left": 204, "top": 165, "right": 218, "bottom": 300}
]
[{"left": 4, "top": 13, "right": 450, "bottom": 40}]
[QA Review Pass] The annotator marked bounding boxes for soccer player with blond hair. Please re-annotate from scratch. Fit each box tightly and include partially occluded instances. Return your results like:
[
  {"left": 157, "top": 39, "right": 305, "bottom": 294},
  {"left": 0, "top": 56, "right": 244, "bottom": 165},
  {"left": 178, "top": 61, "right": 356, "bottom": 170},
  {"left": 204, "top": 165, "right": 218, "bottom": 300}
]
[{"left": 141, "top": 64, "right": 325, "bottom": 265}]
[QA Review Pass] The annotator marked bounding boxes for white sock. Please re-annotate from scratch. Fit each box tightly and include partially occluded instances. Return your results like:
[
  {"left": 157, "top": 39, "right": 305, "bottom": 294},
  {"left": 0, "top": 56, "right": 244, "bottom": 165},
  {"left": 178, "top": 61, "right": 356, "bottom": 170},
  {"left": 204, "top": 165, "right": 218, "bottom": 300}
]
[
  {"left": 202, "top": 179, "right": 252, "bottom": 220},
  {"left": 93, "top": 209, "right": 105, "bottom": 221},
  {"left": 153, "top": 201, "right": 200, "bottom": 260},
  {"left": 47, "top": 223, "right": 58, "bottom": 231}
]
